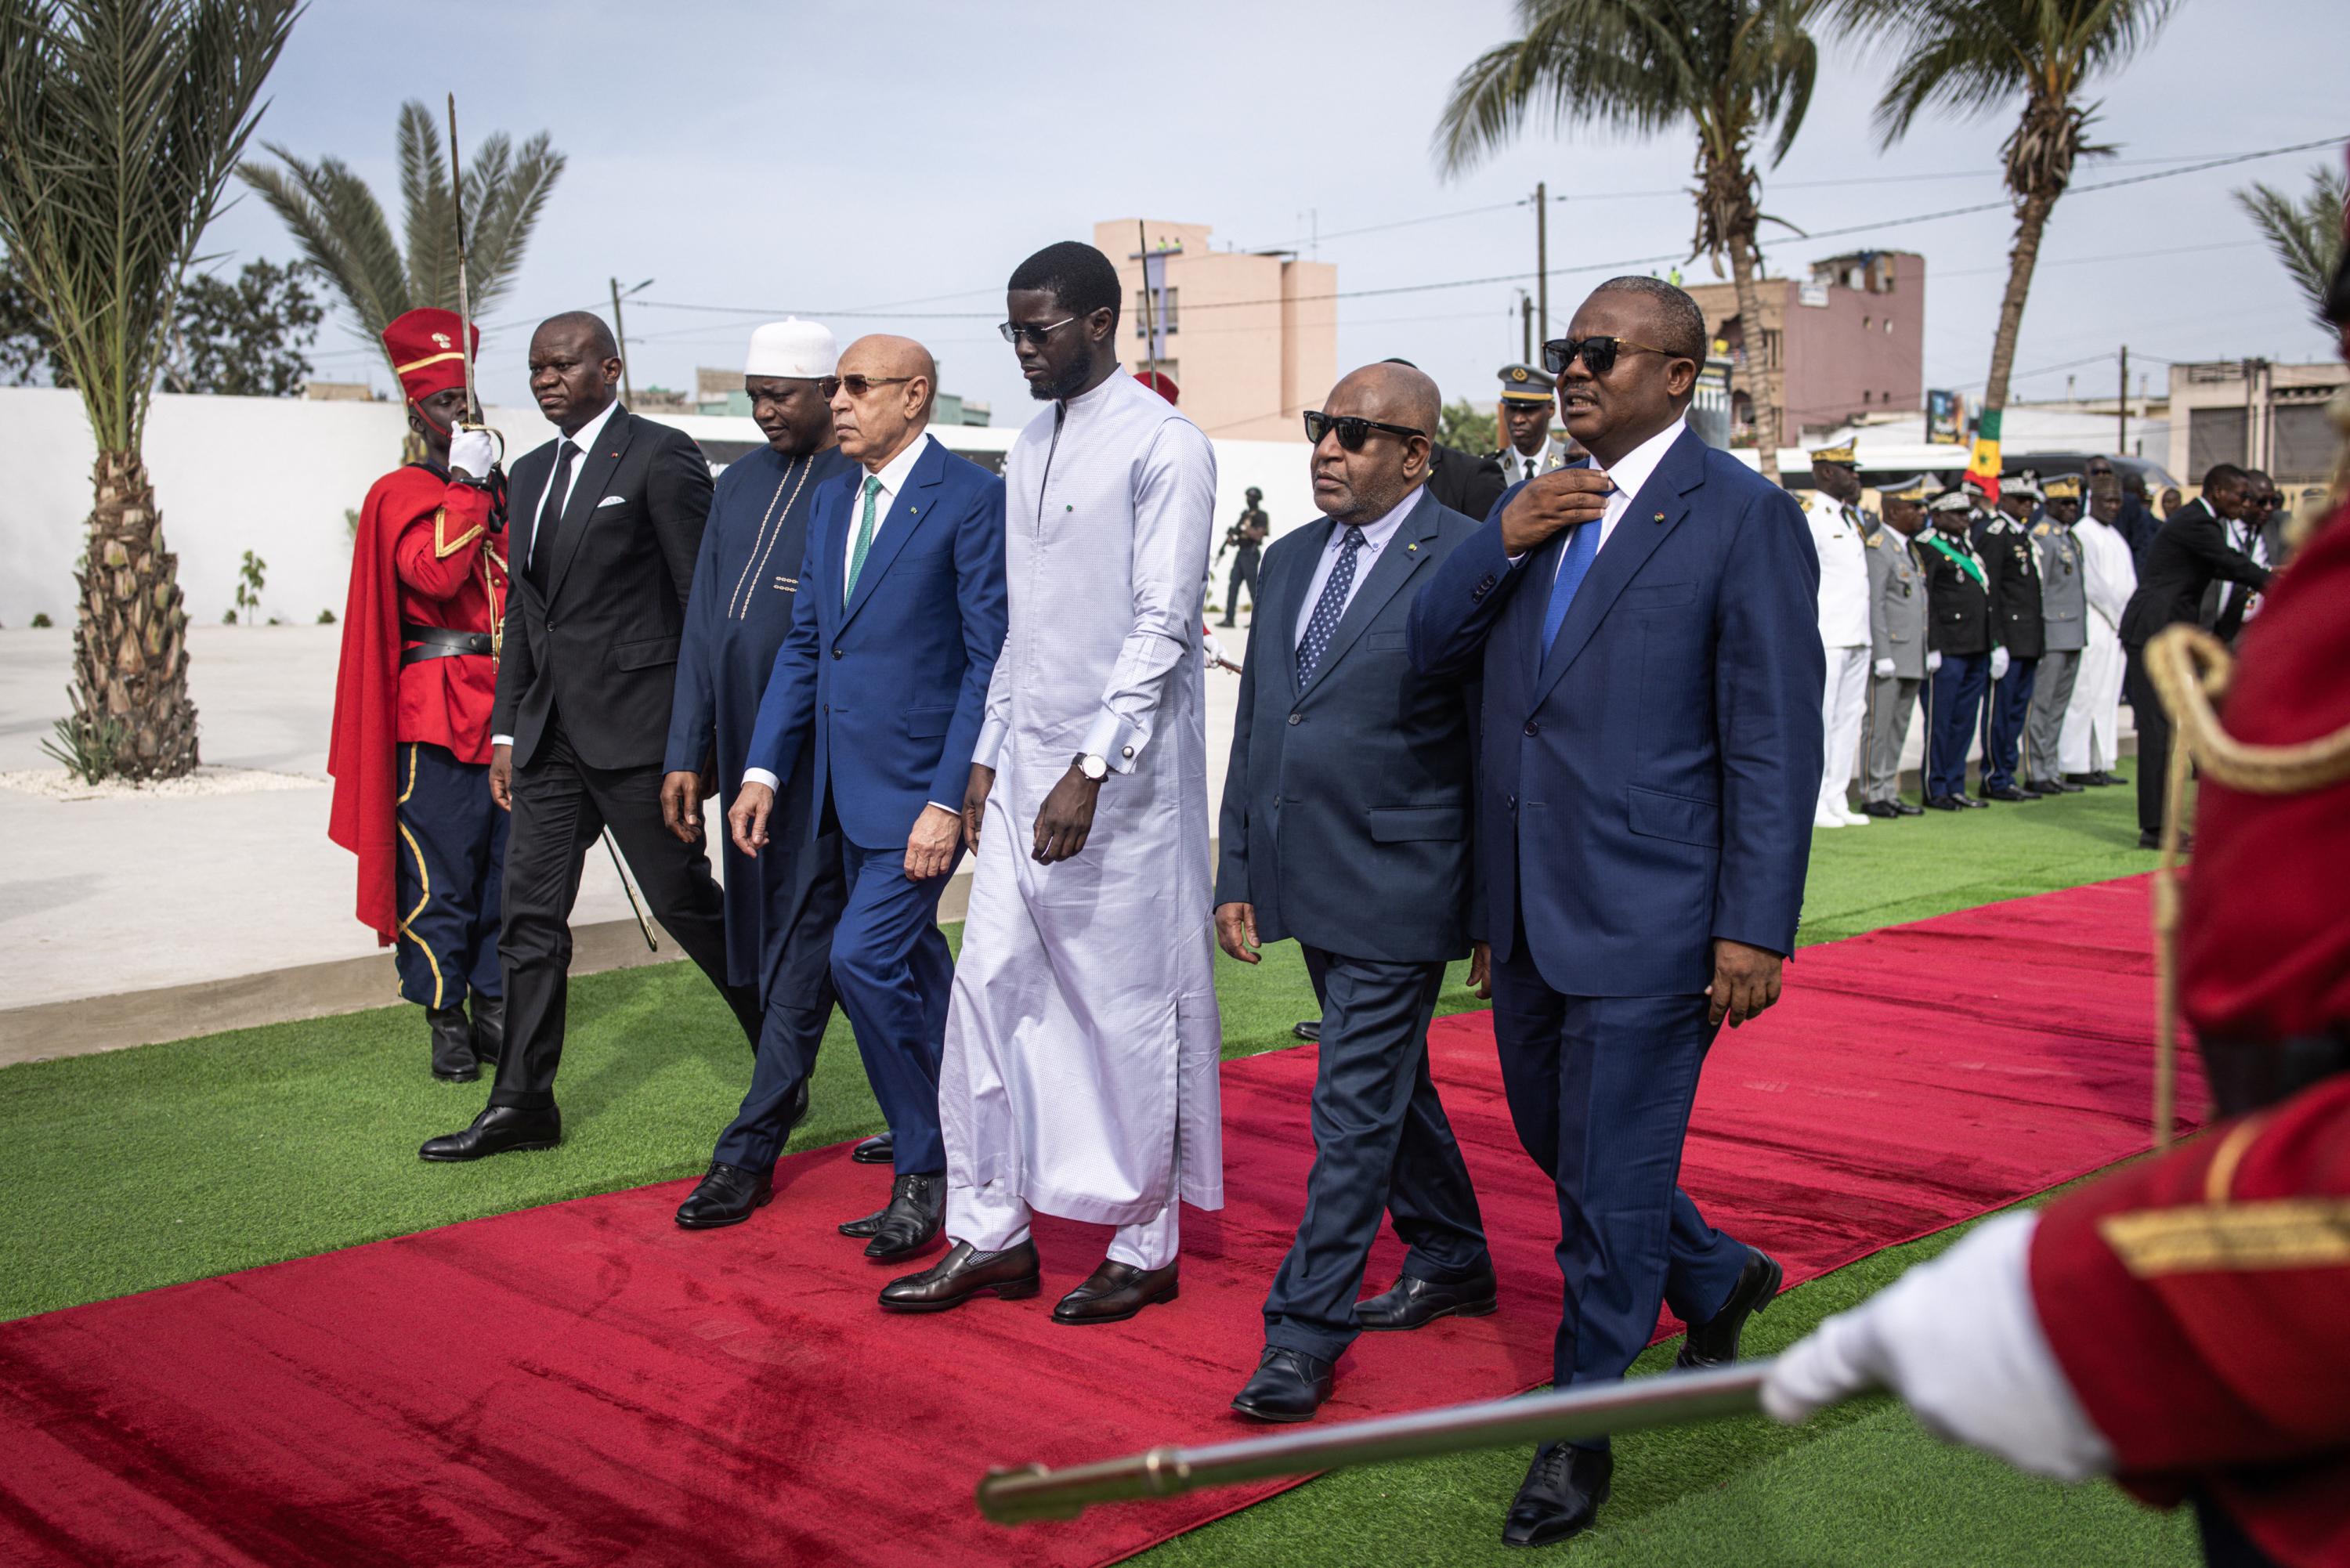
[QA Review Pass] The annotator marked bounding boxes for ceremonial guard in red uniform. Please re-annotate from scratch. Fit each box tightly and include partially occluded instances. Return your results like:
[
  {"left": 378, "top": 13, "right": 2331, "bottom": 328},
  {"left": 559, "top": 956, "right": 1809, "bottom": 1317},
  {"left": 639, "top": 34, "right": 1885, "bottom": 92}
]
[
  {"left": 327, "top": 308, "right": 510, "bottom": 1082},
  {"left": 1765, "top": 226, "right": 2350, "bottom": 1566}
]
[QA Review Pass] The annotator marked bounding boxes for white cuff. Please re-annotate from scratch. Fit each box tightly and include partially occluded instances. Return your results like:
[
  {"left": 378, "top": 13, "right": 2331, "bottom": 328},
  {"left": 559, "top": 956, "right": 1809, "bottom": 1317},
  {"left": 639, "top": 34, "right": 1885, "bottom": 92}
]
[
  {"left": 1762, "top": 1212, "right": 2114, "bottom": 1481},
  {"left": 491, "top": 734, "right": 513, "bottom": 749},
  {"left": 972, "top": 715, "right": 1006, "bottom": 773},
  {"left": 742, "top": 768, "right": 780, "bottom": 791},
  {"left": 1082, "top": 709, "right": 1145, "bottom": 775}
]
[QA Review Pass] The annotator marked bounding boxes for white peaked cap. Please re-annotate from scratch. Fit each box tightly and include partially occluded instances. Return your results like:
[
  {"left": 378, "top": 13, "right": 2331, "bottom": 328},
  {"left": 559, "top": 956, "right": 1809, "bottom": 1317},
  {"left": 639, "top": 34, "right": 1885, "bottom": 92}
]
[{"left": 744, "top": 317, "right": 838, "bottom": 380}]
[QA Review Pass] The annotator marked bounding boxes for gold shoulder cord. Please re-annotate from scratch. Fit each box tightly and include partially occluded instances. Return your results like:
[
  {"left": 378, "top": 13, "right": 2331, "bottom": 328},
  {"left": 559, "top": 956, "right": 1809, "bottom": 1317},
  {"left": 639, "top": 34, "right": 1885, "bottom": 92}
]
[{"left": 2144, "top": 405, "right": 2350, "bottom": 1149}]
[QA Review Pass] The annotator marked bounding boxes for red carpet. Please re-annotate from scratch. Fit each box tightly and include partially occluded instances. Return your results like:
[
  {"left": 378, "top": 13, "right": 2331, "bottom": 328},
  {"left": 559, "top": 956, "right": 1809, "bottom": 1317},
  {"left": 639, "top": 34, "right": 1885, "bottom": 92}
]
[{"left": 0, "top": 876, "right": 2201, "bottom": 1567}]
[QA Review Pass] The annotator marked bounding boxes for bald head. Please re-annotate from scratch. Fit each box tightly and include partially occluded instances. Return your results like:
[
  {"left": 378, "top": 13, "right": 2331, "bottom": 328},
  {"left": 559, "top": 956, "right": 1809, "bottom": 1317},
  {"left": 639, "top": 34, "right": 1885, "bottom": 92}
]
[
  {"left": 1311, "top": 362, "right": 1441, "bottom": 523},
  {"left": 831, "top": 333, "right": 940, "bottom": 469},
  {"left": 528, "top": 310, "right": 624, "bottom": 432}
]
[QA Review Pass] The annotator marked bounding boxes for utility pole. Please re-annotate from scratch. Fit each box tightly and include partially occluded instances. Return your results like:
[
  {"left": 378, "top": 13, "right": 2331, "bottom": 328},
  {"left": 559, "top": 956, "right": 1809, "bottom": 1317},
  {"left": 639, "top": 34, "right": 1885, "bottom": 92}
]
[
  {"left": 609, "top": 276, "right": 634, "bottom": 404},
  {"left": 1535, "top": 181, "right": 1549, "bottom": 349},
  {"left": 1520, "top": 292, "right": 1533, "bottom": 363},
  {"left": 2117, "top": 345, "right": 2128, "bottom": 455}
]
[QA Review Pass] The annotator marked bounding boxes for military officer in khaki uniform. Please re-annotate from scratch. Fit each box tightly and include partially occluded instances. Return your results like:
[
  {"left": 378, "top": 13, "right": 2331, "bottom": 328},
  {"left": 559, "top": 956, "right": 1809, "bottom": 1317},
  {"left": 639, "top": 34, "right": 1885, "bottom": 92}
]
[
  {"left": 2022, "top": 475, "right": 2087, "bottom": 794},
  {"left": 1490, "top": 363, "right": 1577, "bottom": 486},
  {"left": 1858, "top": 479, "right": 1932, "bottom": 818}
]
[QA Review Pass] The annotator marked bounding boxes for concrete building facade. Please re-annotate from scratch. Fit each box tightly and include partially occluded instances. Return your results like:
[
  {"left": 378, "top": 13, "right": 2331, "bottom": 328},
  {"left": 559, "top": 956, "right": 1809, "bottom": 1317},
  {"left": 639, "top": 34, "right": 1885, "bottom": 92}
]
[
  {"left": 1097, "top": 219, "right": 1336, "bottom": 443},
  {"left": 1684, "top": 250, "right": 1925, "bottom": 444},
  {"left": 2167, "top": 358, "right": 2346, "bottom": 488}
]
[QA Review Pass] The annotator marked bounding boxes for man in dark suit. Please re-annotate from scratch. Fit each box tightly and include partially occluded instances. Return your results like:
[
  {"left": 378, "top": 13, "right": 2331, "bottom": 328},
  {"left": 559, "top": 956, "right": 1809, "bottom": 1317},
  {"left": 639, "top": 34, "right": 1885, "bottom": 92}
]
[
  {"left": 1216, "top": 361, "right": 1493, "bottom": 1425},
  {"left": 1410, "top": 276, "right": 1823, "bottom": 1548},
  {"left": 2119, "top": 464, "right": 2271, "bottom": 849},
  {"left": 1972, "top": 480, "right": 2045, "bottom": 800},
  {"left": 422, "top": 312, "right": 756, "bottom": 1162},
  {"left": 729, "top": 334, "right": 1007, "bottom": 1261},
  {"left": 2199, "top": 467, "right": 2285, "bottom": 645}
]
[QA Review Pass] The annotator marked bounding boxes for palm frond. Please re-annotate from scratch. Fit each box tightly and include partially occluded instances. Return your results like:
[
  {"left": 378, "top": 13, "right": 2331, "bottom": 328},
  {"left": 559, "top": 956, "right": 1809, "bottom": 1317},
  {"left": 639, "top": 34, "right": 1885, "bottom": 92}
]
[
  {"left": 239, "top": 145, "right": 408, "bottom": 345},
  {"left": 0, "top": 0, "right": 299, "bottom": 448},
  {"left": 465, "top": 132, "right": 564, "bottom": 313},
  {"left": 397, "top": 99, "right": 456, "bottom": 313},
  {"left": 2235, "top": 163, "right": 2348, "bottom": 331}
]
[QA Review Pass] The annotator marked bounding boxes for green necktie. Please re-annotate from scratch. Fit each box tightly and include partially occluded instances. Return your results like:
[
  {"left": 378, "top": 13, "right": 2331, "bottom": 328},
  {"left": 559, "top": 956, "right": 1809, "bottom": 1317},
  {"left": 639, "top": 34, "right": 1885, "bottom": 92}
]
[{"left": 845, "top": 474, "right": 880, "bottom": 605}]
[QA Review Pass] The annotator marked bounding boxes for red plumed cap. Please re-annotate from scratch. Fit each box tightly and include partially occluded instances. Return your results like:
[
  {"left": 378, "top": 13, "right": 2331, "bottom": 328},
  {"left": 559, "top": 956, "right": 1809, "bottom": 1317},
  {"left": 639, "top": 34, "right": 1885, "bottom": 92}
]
[
  {"left": 1134, "top": 370, "right": 1179, "bottom": 405},
  {"left": 381, "top": 309, "right": 477, "bottom": 403}
]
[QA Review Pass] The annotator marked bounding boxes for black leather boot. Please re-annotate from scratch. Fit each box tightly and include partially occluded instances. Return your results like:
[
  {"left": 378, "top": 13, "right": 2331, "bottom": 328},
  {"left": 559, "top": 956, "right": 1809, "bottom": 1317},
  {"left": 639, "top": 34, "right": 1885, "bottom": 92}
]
[
  {"left": 469, "top": 992, "right": 504, "bottom": 1069},
  {"left": 428, "top": 1005, "right": 479, "bottom": 1082}
]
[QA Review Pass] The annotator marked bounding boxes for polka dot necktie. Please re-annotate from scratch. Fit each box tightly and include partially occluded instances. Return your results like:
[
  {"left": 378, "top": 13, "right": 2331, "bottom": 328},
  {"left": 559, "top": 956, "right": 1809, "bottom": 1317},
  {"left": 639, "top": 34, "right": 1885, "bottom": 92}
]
[{"left": 1295, "top": 526, "right": 1365, "bottom": 683}]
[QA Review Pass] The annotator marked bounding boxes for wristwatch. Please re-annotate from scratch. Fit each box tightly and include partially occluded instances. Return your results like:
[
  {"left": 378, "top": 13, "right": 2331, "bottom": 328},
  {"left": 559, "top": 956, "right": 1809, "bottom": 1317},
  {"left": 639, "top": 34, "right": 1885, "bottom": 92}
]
[{"left": 1076, "top": 753, "right": 1108, "bottom": 782}]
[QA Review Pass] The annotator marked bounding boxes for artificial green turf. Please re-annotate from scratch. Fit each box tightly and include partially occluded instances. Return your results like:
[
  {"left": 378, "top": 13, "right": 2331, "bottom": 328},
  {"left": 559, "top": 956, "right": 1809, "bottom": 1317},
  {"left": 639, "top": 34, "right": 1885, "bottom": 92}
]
[{"left": 0, "top": 785, "right": 2174, "bottom": 1566}]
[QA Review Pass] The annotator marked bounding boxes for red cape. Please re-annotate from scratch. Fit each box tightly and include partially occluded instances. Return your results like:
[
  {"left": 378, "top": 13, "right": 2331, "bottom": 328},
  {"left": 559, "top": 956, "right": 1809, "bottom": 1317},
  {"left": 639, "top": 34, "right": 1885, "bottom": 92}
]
[{"left": 327, "top": 467, "right": 436, "bottom": 946}]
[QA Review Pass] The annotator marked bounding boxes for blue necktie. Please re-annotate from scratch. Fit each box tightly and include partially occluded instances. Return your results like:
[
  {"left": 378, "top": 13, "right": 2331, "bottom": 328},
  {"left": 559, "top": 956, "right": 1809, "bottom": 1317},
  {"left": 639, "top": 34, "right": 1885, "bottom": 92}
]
[
  {"left": 1295, "top": 526, "right": 1365, "bottom": 683},
  {"left": 1540, "top": 514, "right": 1603, "bottom": 657}
]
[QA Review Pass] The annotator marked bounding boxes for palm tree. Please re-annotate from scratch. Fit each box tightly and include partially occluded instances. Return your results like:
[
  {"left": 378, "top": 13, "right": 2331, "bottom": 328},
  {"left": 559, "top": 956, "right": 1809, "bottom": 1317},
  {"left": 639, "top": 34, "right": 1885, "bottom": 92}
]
[
  {"left": 1437, "top": 0, "right": 1820, "bottom": 482},
  {"left": 0, "top": 0, "right": 299, "bottom": 782},
  {"left": 240, "top": 100, "right": 564, "bottom": 392},
  {"left": 1838, "top": 0, "right": 2178, "bottom": 418},
  {"left": 2235, "top": 161, "right": 2348, "bottom": 333}
]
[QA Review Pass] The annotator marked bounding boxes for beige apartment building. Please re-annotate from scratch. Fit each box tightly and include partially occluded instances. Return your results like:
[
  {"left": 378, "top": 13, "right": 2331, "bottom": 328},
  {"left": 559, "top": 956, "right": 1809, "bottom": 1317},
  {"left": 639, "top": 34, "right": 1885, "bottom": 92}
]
[
  {"left": 1097, "top": 219, "right": 1335, "bottom": 443},
  {"left": 2167, "top": 358, "right": 2346, "bottom": 488},
  {"left": 1684, "top": 249, "right": 1925, "bottom": 443}
]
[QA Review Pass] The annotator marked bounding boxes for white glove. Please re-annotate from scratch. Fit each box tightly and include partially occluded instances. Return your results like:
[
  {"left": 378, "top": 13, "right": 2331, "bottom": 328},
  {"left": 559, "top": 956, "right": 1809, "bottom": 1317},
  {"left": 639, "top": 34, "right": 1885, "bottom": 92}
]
[
  {"left": 1927, "top": 651, "right": 1943, "bottom": 674},
  {"left": 1762, "top": 1212, "right": 2114, "bottom": 1481},
  {"left": 449, "top": 428, "right": 497, "bottom": 482},
  {"left": 1873, "top": 656, "right": 1896, "bottom": 680},
  {"left": 1991, "top": 646, "right": 2011, "bottom": 681}
]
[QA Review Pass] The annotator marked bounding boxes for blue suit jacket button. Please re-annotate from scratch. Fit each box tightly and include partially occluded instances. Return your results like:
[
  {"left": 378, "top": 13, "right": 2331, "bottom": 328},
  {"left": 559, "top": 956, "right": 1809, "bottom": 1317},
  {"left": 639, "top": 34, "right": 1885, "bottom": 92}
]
[{"left": 1523, "top": 721, "right": 1539, "bottom": 738}]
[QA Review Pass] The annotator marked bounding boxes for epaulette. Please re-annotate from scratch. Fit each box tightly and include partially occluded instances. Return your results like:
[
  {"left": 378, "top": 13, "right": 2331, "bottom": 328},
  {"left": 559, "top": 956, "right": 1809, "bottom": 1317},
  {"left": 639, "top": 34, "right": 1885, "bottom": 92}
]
[
  {"left": 2032, "top": 522, "right": 2049, "bottom": 537},
  {"left": 1867, "top": 533, "right": 1885, "bottom": 550}
]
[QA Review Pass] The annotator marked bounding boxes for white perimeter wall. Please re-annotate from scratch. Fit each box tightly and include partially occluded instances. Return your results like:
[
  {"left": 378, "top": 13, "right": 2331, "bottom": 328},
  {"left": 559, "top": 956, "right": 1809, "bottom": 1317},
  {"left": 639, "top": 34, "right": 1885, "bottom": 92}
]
[{"left": 0, "top": 387, "right": 1324, "bottom": 630}]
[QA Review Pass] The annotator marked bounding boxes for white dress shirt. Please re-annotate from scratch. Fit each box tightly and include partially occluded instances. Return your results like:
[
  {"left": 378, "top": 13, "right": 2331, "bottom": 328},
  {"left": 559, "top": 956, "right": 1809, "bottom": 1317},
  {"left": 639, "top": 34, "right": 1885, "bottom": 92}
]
[
  {"left": 1292, "top": 486, "right": 1420, "bottom": 646},
  {"left": 1509, "top": 415, "right": 1687, "bottom": 579},
  {"left": 838, "top": 430, "right": 934, "bottom": 602},
  {"left": 743, "top": 428, "right": 947, "bottom": 802},
  {"left": 1503, "top": 442, "right": 1547, "bottom": 486},
  {"left": 493, "top": 399, "right": 621, "bottom": 750}
]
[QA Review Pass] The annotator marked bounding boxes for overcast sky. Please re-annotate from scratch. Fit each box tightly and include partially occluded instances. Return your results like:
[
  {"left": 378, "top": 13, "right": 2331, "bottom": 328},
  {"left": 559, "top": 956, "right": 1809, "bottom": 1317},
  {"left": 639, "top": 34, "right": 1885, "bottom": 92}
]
[{"left": 197, "top": 0, "right": 2348, "bottom": 430}]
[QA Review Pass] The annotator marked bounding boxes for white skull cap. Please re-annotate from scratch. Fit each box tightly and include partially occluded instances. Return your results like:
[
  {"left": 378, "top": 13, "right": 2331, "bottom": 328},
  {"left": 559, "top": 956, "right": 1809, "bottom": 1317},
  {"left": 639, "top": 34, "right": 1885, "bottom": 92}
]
[{"left": 744, "top": 317, "right": 838, "bottom": 381}]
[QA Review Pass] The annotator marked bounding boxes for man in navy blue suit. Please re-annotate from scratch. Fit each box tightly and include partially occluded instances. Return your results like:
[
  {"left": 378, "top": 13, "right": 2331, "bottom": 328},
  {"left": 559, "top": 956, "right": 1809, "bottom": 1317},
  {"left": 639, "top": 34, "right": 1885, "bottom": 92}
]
[
  {"left": 1217, "top": 361, "right": 1493, "bottom": 1424},
  {"left": 728, "top": 334, "right": 1007, "bottom": 1262},
  {"left": 1410, "top": 276, "right": 1824, "bottom": 1548}
]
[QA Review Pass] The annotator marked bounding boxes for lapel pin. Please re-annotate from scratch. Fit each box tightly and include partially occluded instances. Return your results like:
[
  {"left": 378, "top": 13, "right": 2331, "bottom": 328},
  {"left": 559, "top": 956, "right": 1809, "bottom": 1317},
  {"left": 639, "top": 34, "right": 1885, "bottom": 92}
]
[
  {"left": 1653, "top": 511, "right": 1665, "bottom": 523},
  {"left": 1406, "top": 542, "right": 1419, "bottom": 553}
]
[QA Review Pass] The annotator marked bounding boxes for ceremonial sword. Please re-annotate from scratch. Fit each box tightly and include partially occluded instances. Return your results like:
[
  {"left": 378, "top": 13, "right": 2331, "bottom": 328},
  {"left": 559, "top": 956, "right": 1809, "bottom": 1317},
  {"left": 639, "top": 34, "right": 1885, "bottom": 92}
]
[
  {"left": 976, "top": 1361, "right": 1788, "bottom": 1525},
  {"left": 449, "top": 93, "right": 656, "bottom": 954}
]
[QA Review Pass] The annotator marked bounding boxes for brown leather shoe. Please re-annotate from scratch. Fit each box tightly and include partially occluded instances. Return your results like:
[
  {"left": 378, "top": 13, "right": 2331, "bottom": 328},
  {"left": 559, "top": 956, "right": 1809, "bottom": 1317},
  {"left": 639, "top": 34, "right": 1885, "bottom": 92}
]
[
  {"left": 1052, "top": 1257, "right": 1179, "bottom": 1324},
  {"left": 878, "top": 1240, "right": 1040, "bottom": 1313}
]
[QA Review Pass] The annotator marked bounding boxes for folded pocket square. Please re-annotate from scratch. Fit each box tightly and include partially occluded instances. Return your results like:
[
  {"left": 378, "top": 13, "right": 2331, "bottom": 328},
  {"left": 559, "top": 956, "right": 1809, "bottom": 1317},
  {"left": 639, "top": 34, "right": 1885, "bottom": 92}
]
[{"left": 596, "top": 494, "right": 626, "bottom": 508}]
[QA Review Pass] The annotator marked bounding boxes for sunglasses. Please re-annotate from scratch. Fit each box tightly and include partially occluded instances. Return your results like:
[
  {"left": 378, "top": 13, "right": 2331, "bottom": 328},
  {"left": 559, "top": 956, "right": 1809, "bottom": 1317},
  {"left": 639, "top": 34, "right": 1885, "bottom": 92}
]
[
  {"left": 1542, "top": 335, "right": 1682, "bottom": 378},
  {"left": 998, "top": 316, "right": 1076, "bottom": 348},
  {"left": 819, "top": 374, "right": 912, "bottom": 399},
  {"left": 1303, "top": 411, "right": 1426, "bottom": 450}
]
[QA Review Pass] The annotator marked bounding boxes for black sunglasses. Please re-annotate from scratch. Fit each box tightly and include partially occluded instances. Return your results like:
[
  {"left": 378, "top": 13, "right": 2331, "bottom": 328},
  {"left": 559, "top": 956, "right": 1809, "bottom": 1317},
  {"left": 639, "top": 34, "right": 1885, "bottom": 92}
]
[
  {"left": 1303, "top": 410, "right": 1426, "bottom": 450},
  {"left": 997, "top": 316, "right": 1076, "bottom": 348},
  {"left": 818, "top": 374, "right": 912, "bottom": 399},
  {"left": 1542, "top": 335, "right": 1682, "bottom": 378}
]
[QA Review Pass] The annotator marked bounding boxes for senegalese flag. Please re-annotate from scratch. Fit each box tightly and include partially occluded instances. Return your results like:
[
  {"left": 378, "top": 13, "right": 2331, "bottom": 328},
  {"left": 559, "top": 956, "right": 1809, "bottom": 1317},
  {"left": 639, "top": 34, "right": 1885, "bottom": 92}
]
[{"left": 1966, "top": 407, "right": 2002, "bottom": 504}]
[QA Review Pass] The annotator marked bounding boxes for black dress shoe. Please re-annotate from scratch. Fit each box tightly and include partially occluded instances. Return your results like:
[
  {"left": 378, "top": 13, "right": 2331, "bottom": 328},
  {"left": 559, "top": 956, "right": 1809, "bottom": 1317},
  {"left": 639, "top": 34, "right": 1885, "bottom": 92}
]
[
  {"left": 674, "top": 1162, "right": 772, "bottom": 1229},
  {"left": 1925, "top": 793, "right": 1965, "bottom": 811},
  {"left": 1054, "top": 1257, "right": 1181, "bottom": 1324},
  {"left": 419, "top": 1104, "right": 561, "bottom": 1162},
  {"left": 1676, "top": 1245, "right": 1784, "bottom": 1368},
  {"left": 1894, "top": 800, "right": 1925, "bottom": 815},
  {"left": 850, "top": 1130, "right": 895, "bottom": 1165},
  {"left": 1292, "top": 1019, "right": 1321, "bottom": 1043},
  {"left": 879, "top": 1238, "right": 1041, "bottom": 1313},
  {"left": 1961, "top": 794, "right": 1991, "bottom": 809},
  {"left": 864, "top": 1173, "right": 945, "bottom": 1260},
  {"left": 1355, "top": 1264, "right": 1499, "bottom": 1331},
  {"left": 2030, "top": 777, "right": 2084, "bottom": 794},
  {"left": 1857, "top": 800, "right": 1901, "bottom": 819},
  {"left": 1502, "top": 1443, "right": 1611, "bottom": 1548},
  {"left": 1231, "top": 1346, "right": 1333, "bottom": 1422},
  {"left": 2065, "top": 771, "right": 2104, "bottom": 787},
  {"left": 1980, "top": 784, "right": 2034, "bottom": 802},
  {"left": 428, "top": 1004, "right": 479, "bottom": 1082},
  {"left": 468, "top": 993, "right": 504, "bottom": 1068},
  {"left": 2102, "top": 771, "right": 2128, "bottom": 786},
  {"left": 2138, "top": 829, "right": 2162, "bottom": 851}
]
